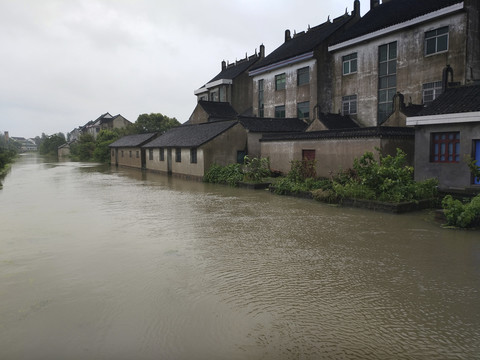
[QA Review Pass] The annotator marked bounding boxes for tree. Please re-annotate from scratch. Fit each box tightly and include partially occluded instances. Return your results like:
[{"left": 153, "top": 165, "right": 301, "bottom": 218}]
[
  {"left": 76, "top": 133, "right": 95, "bottom": 161},
  {"left": 38, "top": 133, "right": 66, "bottom": 156},
  {"left": 93, "top": 129, "right": 120, "bottom": 163},
  {"left": 130, "top": 113, "right": 180, "bottom": 134}
]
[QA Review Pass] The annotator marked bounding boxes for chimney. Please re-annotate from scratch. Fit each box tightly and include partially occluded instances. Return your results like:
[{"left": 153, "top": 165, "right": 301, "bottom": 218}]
[
  {"left": 371, "top": 0, "right": 379, "bottom": 9},
  {"left": 221, "top": 60, "right": 226, "bottom": 71},
  {"left": 353, "top": 0, "right": 360, "bottom": 17},
  {"left": 259, "top": 44, "right": 265, "bottom": 59},
  {"left": 285, "top": 29, "right": 291, "bottom": 42}
]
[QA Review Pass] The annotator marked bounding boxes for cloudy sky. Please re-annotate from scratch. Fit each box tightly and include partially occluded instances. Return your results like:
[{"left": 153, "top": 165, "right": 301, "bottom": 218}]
[{"left": 1, "top": 0, "right": 363, "bottom": 139}]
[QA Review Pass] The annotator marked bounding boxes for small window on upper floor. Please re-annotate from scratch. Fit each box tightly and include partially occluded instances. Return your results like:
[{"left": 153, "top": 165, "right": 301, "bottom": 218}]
[
  {"left": 422, "top": 81, "right": 443, "bottom": 104},
  {"left": 297, "top": 67, "right": 309, "bottom": 86},
  {"left": 209, "top": 90, "right": 218, "bottom": 102},
  {"left": 425, "top": 26, "right": 449, "bottom": 55},
  {"left": 342, "top": 53, "right": 357, "bottom": 75},
  {"left": 275, "top": 73, "right": 286, "bottom": 91},
  {"left": 342, "top": 95, "right": 357, "bottom": 115}
]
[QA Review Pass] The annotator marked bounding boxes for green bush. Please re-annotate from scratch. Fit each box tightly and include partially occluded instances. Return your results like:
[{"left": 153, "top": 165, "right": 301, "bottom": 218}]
[
  {"left": 332, "top": 148, "right": 438, "bottom": 203},
  {"left": 442, "top": 194, "right": 480, "bottom": 228},
  {"left": 203, "top": 163, "right": 243, "bottom": 187},
  {"left": 243, "top": 156, "right": 270, "bottom": 182}
]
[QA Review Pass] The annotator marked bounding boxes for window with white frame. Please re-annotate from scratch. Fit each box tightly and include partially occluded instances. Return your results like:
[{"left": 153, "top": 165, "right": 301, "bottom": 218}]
[
  {"left": 425, "top": 26, "right": 449, "bottom": 55},
  {"left": 275, "top": 73, "right": 286, "bottom": 91},
  {"left": 422, "top": 81, "right": 443, "bottom": 104},
  {"left": 342, "top": 53, "right": 357, "bottom": 75},
  {"left": 342, "top": 95, "right": 357, "bottom": 115}
]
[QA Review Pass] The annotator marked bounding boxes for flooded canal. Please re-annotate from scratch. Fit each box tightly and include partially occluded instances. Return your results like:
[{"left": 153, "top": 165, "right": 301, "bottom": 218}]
[{"left": 1, "top": 153, "right": 479, "bottom": 359}]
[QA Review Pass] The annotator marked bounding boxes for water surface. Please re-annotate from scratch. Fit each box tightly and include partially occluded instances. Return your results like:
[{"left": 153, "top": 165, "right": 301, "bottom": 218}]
[{"left": 1, "top": 154, "right": 479, "bottom": 359}]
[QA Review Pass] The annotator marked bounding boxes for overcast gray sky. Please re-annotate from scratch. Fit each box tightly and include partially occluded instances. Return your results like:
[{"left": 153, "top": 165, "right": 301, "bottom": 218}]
[{"left": 0, "top": 0, "right": 362, "bottom": 139}]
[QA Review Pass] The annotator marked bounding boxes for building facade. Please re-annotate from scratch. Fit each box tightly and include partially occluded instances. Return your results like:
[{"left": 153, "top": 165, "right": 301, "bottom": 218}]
[
  {"left": 329, "top": 0, "right": 480, "bottom": 126},
  {"left": 249, "top": 3, "right": 359, "bottom": 122}
]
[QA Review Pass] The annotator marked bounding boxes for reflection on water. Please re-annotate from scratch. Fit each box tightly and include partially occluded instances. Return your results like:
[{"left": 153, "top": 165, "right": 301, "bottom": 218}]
[{"left": 1, "top": 153, "right": 479, "bottom": 360}]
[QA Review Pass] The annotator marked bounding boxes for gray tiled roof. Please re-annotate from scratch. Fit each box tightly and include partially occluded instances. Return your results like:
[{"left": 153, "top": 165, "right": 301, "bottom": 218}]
[
  {"left": 238, "top": 116, "right": 308, "bottom": 133},
  {"left": 250, "top": 15, "right": 352, "bottom": 72},
  {"left": 143, "top": 120, "right": 238, "bottom": 148},
  {"left": 198, "top": 101, "right": 238, "bottom": 121},
  {"left": 318, "top": 113, "right": 359, "bottom": 129},
  {"left": 208, "top": 55, "right": 260, "bottom": 83},
  {"left": 415, "top": 84, "right": 480, "bottom": 116},
  {"left": 333, "top": 0, "right": 463, "bottom": 45},
  {"left": 261, "top": 126, "right": 414, "bottom": 142},
  {"left": 109, "top": 133, "right": 157, "bottom": 148}
]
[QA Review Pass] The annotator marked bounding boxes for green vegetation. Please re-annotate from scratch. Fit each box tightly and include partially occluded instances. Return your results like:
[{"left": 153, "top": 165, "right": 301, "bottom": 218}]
[
  {"left": 272, "top": 149, "right": 438, "bottom": 204},
  {"left": 64, "top": 113, "right": 180, "bottom": 163},
  {"left": 242, "top": 156, "right": 270, "bottom": 182},
  {"left": 129, "top": 113, "right": 180, "bottom": 134},
  {"left": 39, "top": 133, "right": 66, "bottom": 156},
  {"left": 203, "top": 163, "right": 244, "bottom": 186},
  {"left": 204, "top": 156, "right": 272, "bottom": 186},
  {"left": 442, "top": 194, "right": 480, "bottom": 228}
]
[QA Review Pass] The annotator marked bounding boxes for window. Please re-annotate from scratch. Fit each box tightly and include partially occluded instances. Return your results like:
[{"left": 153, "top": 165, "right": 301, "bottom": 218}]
[
  {"left": 425, "top": 26, "right": 449, "bottom": 55},
  {"left": 209, "top": 90, "right": 218, "bottom": 102},
  {"left": 422, "top": 81, "right": 443, "bottom": 104},
  {"left": 148, "top": 149, "right": 153, "bottom": 160},
  {"left": 474, "top": 140, "right": 480, "bottom": 184},
  {"left": 136, "top": 151, "right": 139, "bottom": 158},
  {"left": 297, "top": 67, "right": 309, "bottom": 86},
  {"left": 297, "top": 101, "right": 310, "bottom": 119},
  {"left": 378, "top": 42, "right": 397, "bottom": 124},
  {"left": 431, "top": 132, "right": 460, "bottom": 163},
  {"left": 160, "top": 148, "right": 164, "bottom": 161},
  {"left": 121, "top": 150, "right": 124, "bottom": 157},
  {"left": 342, "top": 95, "right": 357, "bottom": 115},
  {"left": 343, "top": 53, "right": 357, "bottom": 75},
  {"left": 237, "top": 150, "right": 246, "bottom": 164},
  {"left": 175, "top": 148, "right": 181, "bottom": 162},
  {"left": 190, "top": 148, "right": 197, "bottom": 164},
  {"left": 129, "top": 151, "right": 132, "bottom": 158},
  {"left": 275, "top": 105, "right": 285, "bottom": 118},
  {"left": 258, "top": 79, "right": 264, "bottom": 117},
  {"left": 275, "top": 73, "right": 286, "bottom": 90},
  {"left": 111, "top": 150, "right": 114, "bottom": 157}
]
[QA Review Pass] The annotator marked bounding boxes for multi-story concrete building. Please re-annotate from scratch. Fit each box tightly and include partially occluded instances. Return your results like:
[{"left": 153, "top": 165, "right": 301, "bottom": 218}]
[
  {"left": 328, "top": 0, "right": 480, "bottom": 126},
  {"left": 249, "top": 2, "right": 360, "bottom": 122},
  {"left": 194, "top": 48, "right": 264, "bottom": 117}
]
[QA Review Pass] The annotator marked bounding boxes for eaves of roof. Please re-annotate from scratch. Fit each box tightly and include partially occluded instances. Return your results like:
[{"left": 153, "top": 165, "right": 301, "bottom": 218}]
[
  {"left": 109, "top": 133, "right": 158, "bottom": 148},
  {"left": 143, "top": 120, "right": 238, "bottom": 148},
  {"left": 329, "top": 0, "right": 464, "bottom": 51},
  {"left": 260, "top": 126, "right": 415, "bottom": 142},
  {"left": 250, "top": 15, "right": 352, "bottom": 76}
]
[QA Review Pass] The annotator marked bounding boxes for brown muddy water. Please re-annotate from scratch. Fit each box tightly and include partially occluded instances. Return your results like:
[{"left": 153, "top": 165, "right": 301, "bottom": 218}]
[{"left": 1, "top": 153, "right": 479, "bottom": 360}]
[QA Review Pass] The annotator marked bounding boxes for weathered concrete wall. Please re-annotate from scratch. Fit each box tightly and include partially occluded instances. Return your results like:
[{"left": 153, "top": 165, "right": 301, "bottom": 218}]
[
  {"left": 414, "top": 122, "right": 480, "bottom": 190},
  {"left": 252, "top": 59, "right": 317, "bottom": 119},
  {"left": 232, "top": 72, "right": 254, "bottom": 115},
  {"left": 246, "top": 132, "right": 262, "bottom": 158},
  {"left": 331, "top": 12, "right": 469, "bottom": 126},
  {"left": 144, "top": 148, "right": 170, "bottom": 173},
  {"left": 261, "top": 136, "right": 414, "bottom": 178},
  {"left": 202, "top": 123, "right": 248, "bottom": 171},
  {"left": 111, "top": 147, "right": 143, "bottom": 168},
  {"left": 188, "top": 106, "right": 209, "bottom": 124},
  {"left": 144, "top": 123, "right": 247, "bottom": 178}
]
